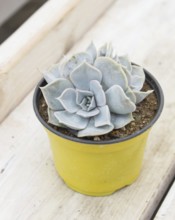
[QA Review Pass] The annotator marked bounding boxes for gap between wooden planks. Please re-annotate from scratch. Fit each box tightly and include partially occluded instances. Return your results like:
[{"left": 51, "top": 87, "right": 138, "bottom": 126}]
[
  {"left": 1, "top": 0, "right": 175, "bottom": 219},
  {"left": 0, "top": 0, "right": 115, "bottom": 122}
]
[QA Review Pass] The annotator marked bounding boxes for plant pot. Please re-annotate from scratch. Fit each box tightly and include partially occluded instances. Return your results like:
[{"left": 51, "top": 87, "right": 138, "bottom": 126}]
[{"left": 33, "top": 68, "right": 164, "bottom": 196}]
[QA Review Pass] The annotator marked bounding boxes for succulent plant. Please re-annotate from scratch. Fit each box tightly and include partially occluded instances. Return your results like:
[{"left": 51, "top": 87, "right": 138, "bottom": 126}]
[{"left": 40, "top": 42, "right": 153, "bottom": 137}]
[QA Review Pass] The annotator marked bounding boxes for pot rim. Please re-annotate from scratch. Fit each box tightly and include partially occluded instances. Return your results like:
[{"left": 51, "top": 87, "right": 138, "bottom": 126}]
[{"left": 33, "top": 68, "right": 164, "bottom": 145}]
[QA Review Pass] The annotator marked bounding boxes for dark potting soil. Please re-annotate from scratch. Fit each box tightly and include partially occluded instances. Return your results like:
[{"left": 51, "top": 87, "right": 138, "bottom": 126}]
[{"left": 38, "top": 82, "right": 158, "bottom": 141}]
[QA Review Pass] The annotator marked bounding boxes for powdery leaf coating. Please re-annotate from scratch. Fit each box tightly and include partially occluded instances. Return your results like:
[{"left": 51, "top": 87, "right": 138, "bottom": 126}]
[
  {"left": 98, "top": 43, "right": 116, "bottom": 59},
  {"left": 77, "top": 119, "right": 114, "bottom": 137},
  {"left": 70, "top": 62, "right": 102, "bottom": 90},
  {"left": 125, "top": 87, "right": 136, "bottom": 103},
  {"left": 130, "top": 65, "right": 145, "bottom": 90},
  {"left": 90, "top": 80, "right": 106, "bottom": 107},
  {"left": 41, "top": 42, "right": 153, "bottom": 137},
  {"left": 121, "top": 66, "right": 132, "bottom": 86},
  {"left": 76, "top": 89, "right": 93, "bottom": 105},
  {"left": 86, "top": 42, "right": 97, "bottom": 62},
  {"left": 118, "top": 55, "right": 132, "bottom": 72},
  {"left": 43, "top": 64, "right": 62, "bottom": 83},
  {"left": 47, "top": 108, "right": 66, "bottom": 127},
  {"left": 105, "top": 85, "right": 136, "bottom": 114},
  {"left": 76, "top": 108, "right": 99, "bottom": 118},
  {"left": 40, "top": 79, "right": 73, "bottom": 110},
  {"left": 62, "top": 52, "right": 93, "bottom": 77},
  {"left": 134, "top": 90, "right": 154, "bottom": 104},
  {"left": 87, "top": 96, "right": 96, "bottom": 111},
  {"left": 111, "top": 113, "right": 134, "bottom": 129},
  {"left": 54, "top": 111, "right": 88, "bottom": 130},
  {"left": 94, "top": 105, "right": 111, "bottom": 127},
  {"left": 98, "top": 43, "right": 107, "bottom": 57},
  {"left": 57, "top": 88, "right": 80, "bottom": 113},
  {"left": 94, "top": 57, "right": 128, "bottom": 91}
]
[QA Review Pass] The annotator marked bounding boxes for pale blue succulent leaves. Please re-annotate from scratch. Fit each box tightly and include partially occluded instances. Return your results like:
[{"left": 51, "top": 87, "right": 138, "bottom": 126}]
[
  {"left": 105, "top": 85, "right": 136, "bottom": 114},
  {"left": 70, "top": 62, "right": 102, "bottom": 90},
  {"left": 40, "top": 79, "right": 73, "bottom": 110},
  {"left": 94, "top": 57, "right": 128, "bottom": 91},
  {"left": 40, "top": 43, "right": 153, "bottom": 137},
  {"left": 62, "top": 52, "right": 93, "bottom": 77},
  {"left": 43, "top": 64, "right": 62, "bottom": 83}
]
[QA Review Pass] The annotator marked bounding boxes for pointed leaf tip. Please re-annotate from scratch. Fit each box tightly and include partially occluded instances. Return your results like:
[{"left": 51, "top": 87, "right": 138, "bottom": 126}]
[
  {"left": 134, "top": 90, "right": 154, "bottom": 104},
  {"left": 86, "top": 42, "right": 97, "bottom": 62}
]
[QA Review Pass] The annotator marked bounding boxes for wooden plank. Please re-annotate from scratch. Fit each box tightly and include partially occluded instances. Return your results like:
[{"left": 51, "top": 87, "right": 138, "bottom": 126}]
[
  {"left": 0, "top": 0, "right": 115, "bottom": 122},
  {"left": 1, "top": 0, "right": 175, "bottom": 219},
  {"left": 155, "top": 182, "right": 175, "bottom": 220},
  {"left": 0, "top": 0, "right": 79, "bottom": 70}
]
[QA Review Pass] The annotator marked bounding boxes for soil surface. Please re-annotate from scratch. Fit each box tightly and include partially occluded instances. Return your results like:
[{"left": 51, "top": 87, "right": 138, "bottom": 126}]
[{"left": 38, "top": 82, "right": 158, "bottom": 141}]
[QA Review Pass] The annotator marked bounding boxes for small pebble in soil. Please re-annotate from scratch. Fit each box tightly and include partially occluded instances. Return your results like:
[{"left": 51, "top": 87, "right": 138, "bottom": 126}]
[{"left": 93, "top": 136, "right": 101, "bottom": 141}]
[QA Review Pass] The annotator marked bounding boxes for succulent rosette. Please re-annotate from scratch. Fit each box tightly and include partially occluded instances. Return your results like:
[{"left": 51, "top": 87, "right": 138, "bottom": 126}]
[{"left": 41, "top": 43, "right": 153, "bottom": 137}]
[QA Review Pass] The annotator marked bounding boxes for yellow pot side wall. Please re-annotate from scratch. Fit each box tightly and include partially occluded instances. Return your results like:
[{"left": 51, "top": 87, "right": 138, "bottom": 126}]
[{"left": 46, "top": 129, "right": 151, "bottom": 196}]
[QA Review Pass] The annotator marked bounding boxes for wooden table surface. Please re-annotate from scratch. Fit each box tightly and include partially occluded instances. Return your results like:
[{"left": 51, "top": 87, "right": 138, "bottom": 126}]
[
  {"left": 0, "top": 0, "right": 175, "bottom": 219},
  {"left": 155, "top": 181, "right": 175, "bottom": 220}
]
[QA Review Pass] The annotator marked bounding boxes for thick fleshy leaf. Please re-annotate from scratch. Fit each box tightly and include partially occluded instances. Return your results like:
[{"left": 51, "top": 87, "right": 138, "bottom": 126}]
[
  {"left": 40, "top": 79, "right": 73, "bottom": 110},
  {"left": 134, "top": 90, "right": 153, "bottom": 104},
  {"left": 94, "top": 105, "right": 111, "bottom": 127},
  {"left": 70, "top": 62, "right": 102, "bottom": 90},
  {"left": 62, "top": 52, "right": 93, "bottom": 77},
  {"left": 130, "top": 65, "right": 145, "bottom": 90},
  {"left": 113, "top": 53, "right": 119, "bottom": 62},
  {"left": 76, "top": 108, "right": 99, "bottom": 118},
  {"left": 98, "top": 43, "right": 115, "bottom": 58},
  {"left": 94, "top": 57, "right": 128, "bottom": 91},
  {"left": 121, "top": 66, "right": 132, "bottom": 86},
  {"left": 77, "top": 118, "right": 114, "bottom": 137},
  {"left": 43, "top": 64, "right": 62, "bottom": 83},
  {"left": 125, "top": 87, "right": 136, "bottom": 103},
  {"left": 79, "top": 96, "right": 96, "bottom": 111},
  {"left": 76, "top": 89, "right": 93, "bottom": 105},
  {"left": 98, "top": 43, "right": 107, "bottom": 56},
  {"left": 57, "top": 88, "right": 80, "bottom": 113},
  {"left": 106, "top": 43, "right": 113, "bottom": 57},
  {"left": 118, "top": 55, "right": 132, "bottom": 72},
  {"left": 87, "top": 96, "right": 96, "bottom": 111},
  {"left": 105, "top": 85, "right": 136, "bottom": 114},
  {"left": 86, "top": 42, "right": 97, "bottom": 62},
  {"left": 54, "top": 111, "right": 88, "bottom": 130},
  {"left": 111, "top": 113, "right": 134, "bottom": 129},
  {"left": 47, "top": 108, "right": 65, "bottom": 127},
  {"left": 90, "top": 80, "right": 106, "bottom": 107},
  {"left": 79, "top": 98, "right": 87, "bottom": 111}
]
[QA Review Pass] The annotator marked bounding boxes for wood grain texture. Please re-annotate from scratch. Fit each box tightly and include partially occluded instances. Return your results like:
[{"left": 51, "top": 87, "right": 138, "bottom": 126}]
[
  {"left": 155, "top": 181, "right": 175, "bottom": 220},
  {"left": 0, "top": 0, "right": 175, "bottom": 219},
  {"left": 0, "top": 0, "right": 115, "bottom": 122}
]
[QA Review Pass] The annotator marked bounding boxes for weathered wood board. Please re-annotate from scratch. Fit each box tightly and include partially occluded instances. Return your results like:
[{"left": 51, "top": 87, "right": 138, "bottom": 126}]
[
  {"left": 0, "top": 0, "right": 115, "bottom": 122},
  {"left": 0, "top": 0, "right": 175, "bottom": 219},
  {"left": 155, "top": 181, "right": 175, "bottom": 220}
]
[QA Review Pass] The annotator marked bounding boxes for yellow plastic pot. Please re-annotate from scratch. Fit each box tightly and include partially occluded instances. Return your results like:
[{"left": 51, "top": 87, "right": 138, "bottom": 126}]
[
  {"left": 33, "top": 69, "right": 164, "bottom": 196},
  {"left": 46, "top": 128, "right": 149, "bottom": 196}
]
